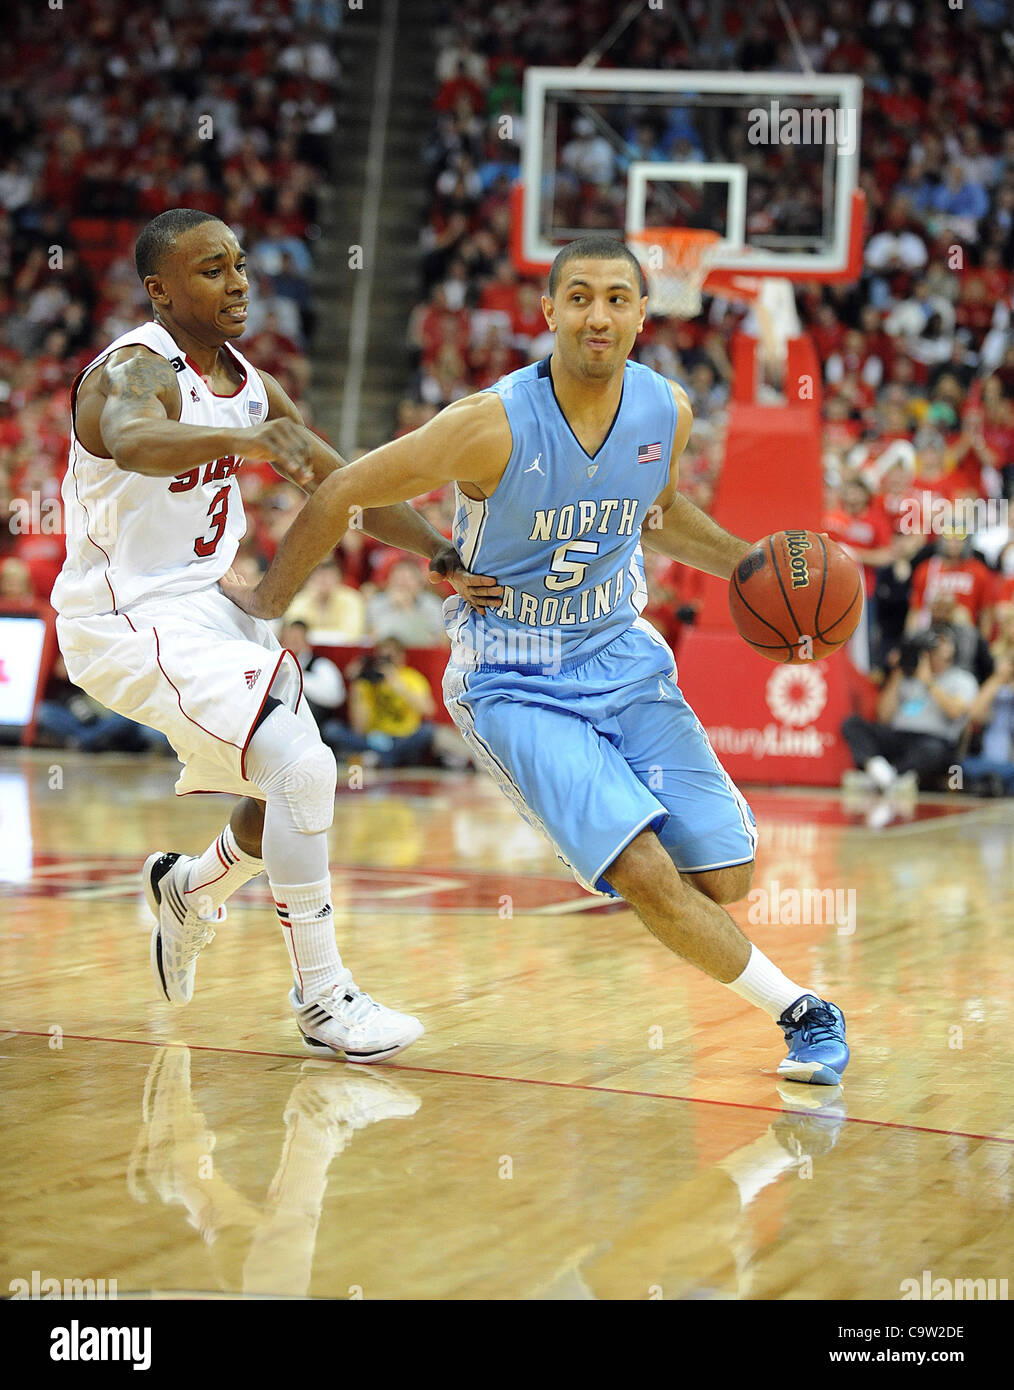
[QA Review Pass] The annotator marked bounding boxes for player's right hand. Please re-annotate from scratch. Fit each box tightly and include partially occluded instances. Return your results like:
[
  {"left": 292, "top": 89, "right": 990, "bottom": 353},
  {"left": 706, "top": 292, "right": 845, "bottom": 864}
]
[
  {"left": 241, "top": 419, "right": 314, "bottom": 485},
  {"left": 429, "top": 544, "right": 503, "bottom": 611}
]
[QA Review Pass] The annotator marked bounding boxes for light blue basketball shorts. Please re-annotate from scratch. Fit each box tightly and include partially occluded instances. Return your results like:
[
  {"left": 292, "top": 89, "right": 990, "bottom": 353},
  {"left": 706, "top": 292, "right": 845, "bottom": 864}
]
[{"left": 443, "top": 621, "right": 757, "bottom": 897}]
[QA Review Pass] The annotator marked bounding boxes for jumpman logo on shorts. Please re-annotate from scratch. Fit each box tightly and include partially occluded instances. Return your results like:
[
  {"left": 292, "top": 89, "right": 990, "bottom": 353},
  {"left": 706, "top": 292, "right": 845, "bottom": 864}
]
[{"left": 656, "top": 680, "right": 668, "bottom": 701}]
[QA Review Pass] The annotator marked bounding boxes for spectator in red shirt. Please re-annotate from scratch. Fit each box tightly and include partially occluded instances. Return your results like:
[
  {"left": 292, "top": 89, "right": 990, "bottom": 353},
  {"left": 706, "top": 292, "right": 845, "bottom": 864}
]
[
  {"left": 977, "top": 247, "right": 1012, "bottom": 303},
  {"left": 823, "top": 395, "right": 864, "bottom": 450},
  {"left": 479, "top": 257, "right": 521, "bottom": 318},
  {"left": 824, "top": 476, "right": 894, "bottom": 596},
  {"left": 979, "top": 378, "right": 1014, "bottom": 487},
  {"left": 914, "top": 430, "right": 961, "bottom": 500},
  {"left": 859, "top": 305, "right": 895, "bottom": 380},
  {"left": 809, "top": 303, "right": 846, "bottom": 362},
  {"left": 434, "top": 62, "right": 485, "bottom": 117},
  {"left": 955, "top": 277, "right": 995, "bottom": 350},
  {"left": 866, "top": 442, "right": 924, "bottom": 535},
  {"left": 408, "top": 289, "right": 470, "bottom": 367},
  {"left": 13, "top": 526, "right": 64, "bottom": 605},
  {"left": 906, "top": 531, "right": 997, "bottom": 636},
  {"left": 948, "top": 408, "right": 1001, "bottom": 497},
  {"left": 509, "top": 282, "right": 546, "bottom": 348}
]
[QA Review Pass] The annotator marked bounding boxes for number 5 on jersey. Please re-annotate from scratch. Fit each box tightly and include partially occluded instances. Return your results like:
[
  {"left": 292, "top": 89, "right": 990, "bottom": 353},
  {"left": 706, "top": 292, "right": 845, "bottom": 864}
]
[{"left": 546, "top": 540, "right": 600, "bottom": 591}]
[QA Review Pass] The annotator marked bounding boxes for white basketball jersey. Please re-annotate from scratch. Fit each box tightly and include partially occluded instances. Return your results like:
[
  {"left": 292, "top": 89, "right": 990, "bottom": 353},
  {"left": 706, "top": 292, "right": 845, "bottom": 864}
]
[{"left": 52, "top": 321, "right": 270, "bottom": 618}]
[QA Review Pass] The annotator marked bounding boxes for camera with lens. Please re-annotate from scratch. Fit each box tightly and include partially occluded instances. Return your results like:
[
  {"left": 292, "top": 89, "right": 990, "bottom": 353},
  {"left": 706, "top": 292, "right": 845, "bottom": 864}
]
[
  {"left": 357, "top": 657, "right": 387, "bottom": 685},
  {"left": 897, "top": 629, "right": 939, "bottom": 677}
]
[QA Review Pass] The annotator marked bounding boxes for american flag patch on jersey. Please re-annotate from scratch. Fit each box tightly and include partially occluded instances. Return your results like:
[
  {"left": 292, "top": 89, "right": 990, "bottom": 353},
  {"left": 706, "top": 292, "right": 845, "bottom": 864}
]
[
  {"left": 637, "top": 441, "right": 662, "bottom": 464},
  {"left": 247, "top": 400, "right": 264, "bottom": 419}
]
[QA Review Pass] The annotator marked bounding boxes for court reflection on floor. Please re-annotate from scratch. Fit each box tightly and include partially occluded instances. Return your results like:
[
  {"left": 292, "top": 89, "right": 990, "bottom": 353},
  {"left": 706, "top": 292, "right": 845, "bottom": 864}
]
[{"left": 126, "top": 1046, "right": 420, "bottom": 1297}]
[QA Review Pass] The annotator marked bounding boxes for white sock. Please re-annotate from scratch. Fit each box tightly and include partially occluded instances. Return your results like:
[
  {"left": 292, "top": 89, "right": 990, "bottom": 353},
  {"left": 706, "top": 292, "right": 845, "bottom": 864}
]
[
  {"left": 726, "top": 944, "right": 809, "bottom": 1021},
  {"left": 272, "top": 878, "right": 344, "bottom": 1003},
  {"left": 185, "top": 824, "right": 264, "bottom": 915}
]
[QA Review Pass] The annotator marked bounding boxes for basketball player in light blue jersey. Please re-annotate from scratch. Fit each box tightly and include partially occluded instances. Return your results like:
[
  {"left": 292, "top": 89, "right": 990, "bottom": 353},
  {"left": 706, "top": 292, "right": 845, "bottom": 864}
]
[{"left": 225, "top": 236, "right": 850, "bottom": 1085}]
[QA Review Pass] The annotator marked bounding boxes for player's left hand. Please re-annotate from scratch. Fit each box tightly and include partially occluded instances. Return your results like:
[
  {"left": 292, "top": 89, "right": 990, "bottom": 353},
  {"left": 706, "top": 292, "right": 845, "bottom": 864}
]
[{"left": 429, "top": 544, "right": 503, "bottom": 612}]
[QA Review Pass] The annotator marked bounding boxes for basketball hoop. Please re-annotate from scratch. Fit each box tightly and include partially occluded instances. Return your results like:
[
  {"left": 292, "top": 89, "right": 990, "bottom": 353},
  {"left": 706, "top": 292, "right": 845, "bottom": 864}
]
[{"left": 627, "top": 228, "right": 724, "bottom": 320}]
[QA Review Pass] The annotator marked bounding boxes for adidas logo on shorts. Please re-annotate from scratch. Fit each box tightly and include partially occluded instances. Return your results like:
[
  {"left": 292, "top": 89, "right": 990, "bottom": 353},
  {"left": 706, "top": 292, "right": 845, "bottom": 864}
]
[{"left": 244, "top": 669, "right": 261, "bottom": 689}]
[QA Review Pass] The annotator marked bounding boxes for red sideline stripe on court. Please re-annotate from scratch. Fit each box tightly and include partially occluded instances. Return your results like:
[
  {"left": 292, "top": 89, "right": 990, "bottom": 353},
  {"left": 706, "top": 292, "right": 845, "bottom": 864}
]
[{"left": 5, "top": 1027, "right": 1014, "bottom": 1147}]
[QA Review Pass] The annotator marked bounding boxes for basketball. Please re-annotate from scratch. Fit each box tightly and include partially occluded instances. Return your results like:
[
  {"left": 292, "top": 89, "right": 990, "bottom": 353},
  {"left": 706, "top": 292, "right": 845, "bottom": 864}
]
[{"left": 729, "top": 530, "right": 863, "bottom": 663}]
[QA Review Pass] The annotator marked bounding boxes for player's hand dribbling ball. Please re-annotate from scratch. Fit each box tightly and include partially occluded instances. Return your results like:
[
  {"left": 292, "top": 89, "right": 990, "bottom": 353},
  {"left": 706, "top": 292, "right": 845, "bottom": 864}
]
[{"left": 729, "top": 529, "right": 863, "bottom": 663}]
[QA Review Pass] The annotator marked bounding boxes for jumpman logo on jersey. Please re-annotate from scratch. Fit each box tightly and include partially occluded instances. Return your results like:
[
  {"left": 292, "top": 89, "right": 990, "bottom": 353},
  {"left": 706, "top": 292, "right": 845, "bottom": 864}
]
[
  {"left": 656, "top": 680, "right": 668, "bottom": 701},
  {"left": 524, "top": 453, "right": 544, "bottom": 476}
]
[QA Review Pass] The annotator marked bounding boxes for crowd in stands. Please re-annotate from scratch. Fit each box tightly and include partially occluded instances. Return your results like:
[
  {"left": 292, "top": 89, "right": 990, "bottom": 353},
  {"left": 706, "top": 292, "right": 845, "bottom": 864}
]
[{"left": 3, "top": 1, "right": 1014, "bottom": 792}]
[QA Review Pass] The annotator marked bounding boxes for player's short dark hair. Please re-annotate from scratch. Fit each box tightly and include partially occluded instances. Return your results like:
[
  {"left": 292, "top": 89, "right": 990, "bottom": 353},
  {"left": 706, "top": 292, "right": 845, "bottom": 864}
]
[
  {"left": 134, "top": 208, "right": 223, "bottom": 281},
  {"left": 548, "top": 236, "right": 646, "bottom": 298}
]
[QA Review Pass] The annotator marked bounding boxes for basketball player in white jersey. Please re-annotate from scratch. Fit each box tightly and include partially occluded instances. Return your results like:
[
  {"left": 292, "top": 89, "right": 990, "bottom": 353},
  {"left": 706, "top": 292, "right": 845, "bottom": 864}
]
[{"left": 52, "top": 208, "right": 494, "bottom": 1062}]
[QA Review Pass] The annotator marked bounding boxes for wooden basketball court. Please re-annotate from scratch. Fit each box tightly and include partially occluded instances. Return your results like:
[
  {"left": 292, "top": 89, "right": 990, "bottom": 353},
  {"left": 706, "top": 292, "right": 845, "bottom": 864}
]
[{"left": 2, "top": 750, "right": 1012, "bottom": 1302}]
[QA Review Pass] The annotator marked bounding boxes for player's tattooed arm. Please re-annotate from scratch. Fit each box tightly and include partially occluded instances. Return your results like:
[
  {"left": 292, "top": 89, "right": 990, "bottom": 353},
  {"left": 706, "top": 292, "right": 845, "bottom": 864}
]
[
  {"left": 641, "top": 381, "right": 752, "bottom": 580},
  {"left": 98, "top": 348, "right": 311, "bottom": 479},
  {"left": 222, "top": 393, "right": 510, "bottom": 620}
]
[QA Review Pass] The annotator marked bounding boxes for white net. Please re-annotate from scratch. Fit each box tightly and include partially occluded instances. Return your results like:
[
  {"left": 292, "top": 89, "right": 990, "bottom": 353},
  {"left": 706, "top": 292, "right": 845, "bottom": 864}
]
[{"left": 628, "top": 229, "right": 724, "bottom": 320}]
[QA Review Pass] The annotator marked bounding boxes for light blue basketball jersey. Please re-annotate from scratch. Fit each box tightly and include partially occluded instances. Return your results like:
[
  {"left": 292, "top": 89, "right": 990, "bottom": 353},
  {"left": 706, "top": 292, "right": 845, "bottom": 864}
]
[{"left": 446, "top": 356, "right": 678, "bottom": 667}]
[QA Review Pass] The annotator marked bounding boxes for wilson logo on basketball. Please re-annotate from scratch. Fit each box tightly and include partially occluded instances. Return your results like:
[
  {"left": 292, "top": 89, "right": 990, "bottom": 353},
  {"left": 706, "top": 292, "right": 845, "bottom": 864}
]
[
  {"left": 784, "top": 530, "right": 812, "bottom": 589},
  {"left": 765, "top": 665, "right": 828, "bottom": 728},
  {"left": 244, "top": 669, "right": 261, "bottom": 689}
]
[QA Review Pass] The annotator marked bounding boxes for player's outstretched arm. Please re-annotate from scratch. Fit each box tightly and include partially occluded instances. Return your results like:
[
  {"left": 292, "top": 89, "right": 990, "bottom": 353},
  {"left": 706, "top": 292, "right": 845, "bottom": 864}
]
[
  {"left": 223, "top": 393, "right": 511, "bottom": 620},
  {"left": 261, "top": 372, "right": 482, "bottom": 575},
  {"left": 641, "top": 381, "right": 752, "bottom": 580},
  {"left": 260, "top": 373, "right": 504, "bottom": 611},
  {"left": 645, "top": 490, "right": 753, "bottom": 580},
  {"left": 96, "top": 347, "right": 311, "bottom": 479}
]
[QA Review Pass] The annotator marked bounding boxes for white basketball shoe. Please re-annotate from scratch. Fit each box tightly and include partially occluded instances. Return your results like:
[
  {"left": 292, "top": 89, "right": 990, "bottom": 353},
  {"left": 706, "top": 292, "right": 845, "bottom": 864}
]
[
  {"left": 144, "top": 851, "right": 224, "bottom": 1006},
  {"left": 289, "top": 974, "right": 424, "bottom": 1063}
]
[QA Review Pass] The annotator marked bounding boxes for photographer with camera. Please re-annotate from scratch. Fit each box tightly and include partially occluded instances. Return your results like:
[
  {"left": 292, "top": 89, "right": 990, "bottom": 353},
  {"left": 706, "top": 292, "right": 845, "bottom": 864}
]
[
  {"left": 323, "top": 637, "right": 437, "bottom": 769},
  {"left": 841, "top": 628, "right": 978, "bottom": 793},
  {"left": 961, "top": 652, "right": 1014, "bottom": 796}
]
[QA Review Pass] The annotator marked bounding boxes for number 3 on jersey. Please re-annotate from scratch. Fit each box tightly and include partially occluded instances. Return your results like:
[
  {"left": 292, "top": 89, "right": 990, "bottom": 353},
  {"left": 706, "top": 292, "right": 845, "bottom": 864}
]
[
  {"left": 194, "top": 485, "right": 230, "bottom": 557},
  {"left": 546, "top": 539, "right": 600, "bottom": 591}
]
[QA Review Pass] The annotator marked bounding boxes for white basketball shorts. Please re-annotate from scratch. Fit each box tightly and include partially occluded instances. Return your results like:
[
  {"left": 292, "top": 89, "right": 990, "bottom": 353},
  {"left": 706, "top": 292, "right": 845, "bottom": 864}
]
[{"left": 56, "top": 585, "right": 315, "bottom": 797}]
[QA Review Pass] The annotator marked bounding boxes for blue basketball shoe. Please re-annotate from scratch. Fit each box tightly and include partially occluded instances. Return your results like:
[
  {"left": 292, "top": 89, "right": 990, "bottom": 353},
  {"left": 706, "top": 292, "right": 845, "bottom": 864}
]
[{"left": 776, "top": 994, "right": 849, "bottom": 1085}]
